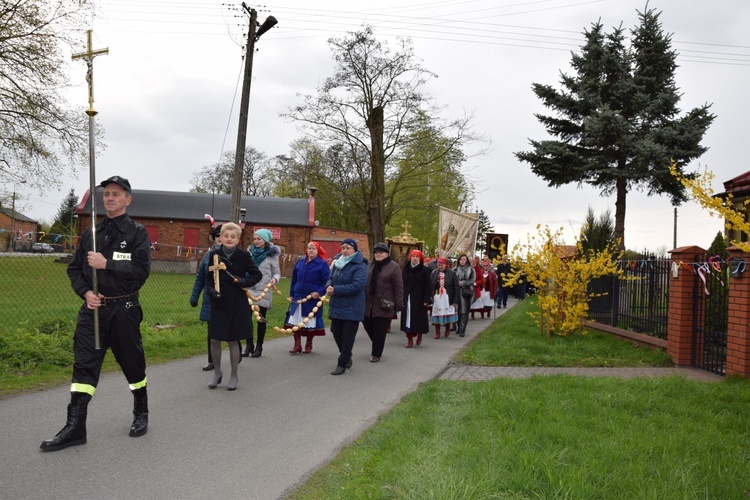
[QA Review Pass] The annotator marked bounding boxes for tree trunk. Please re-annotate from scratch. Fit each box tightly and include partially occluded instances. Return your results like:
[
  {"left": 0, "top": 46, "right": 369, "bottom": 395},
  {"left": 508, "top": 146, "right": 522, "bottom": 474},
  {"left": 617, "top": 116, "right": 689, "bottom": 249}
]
[
  {"left": 614, "top": 175, "right": 627, "bottom": 253},
  {"left": 367, "top": 106, "right": 386, "bottom": 249}
]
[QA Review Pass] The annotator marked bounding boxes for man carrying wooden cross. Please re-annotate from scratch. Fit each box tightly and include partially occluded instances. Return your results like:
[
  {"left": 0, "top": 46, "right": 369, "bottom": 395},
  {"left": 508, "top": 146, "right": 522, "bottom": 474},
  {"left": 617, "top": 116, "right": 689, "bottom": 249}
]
[{"left": 40, "top": 176, "right": 152, "bottom": 451}]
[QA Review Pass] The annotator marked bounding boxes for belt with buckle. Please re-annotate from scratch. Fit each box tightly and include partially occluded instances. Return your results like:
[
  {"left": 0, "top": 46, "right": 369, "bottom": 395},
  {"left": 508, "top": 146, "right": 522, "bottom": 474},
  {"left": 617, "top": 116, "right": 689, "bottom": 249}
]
[{"left": 101, "top": 293, "right": 139, "bottom": 307}]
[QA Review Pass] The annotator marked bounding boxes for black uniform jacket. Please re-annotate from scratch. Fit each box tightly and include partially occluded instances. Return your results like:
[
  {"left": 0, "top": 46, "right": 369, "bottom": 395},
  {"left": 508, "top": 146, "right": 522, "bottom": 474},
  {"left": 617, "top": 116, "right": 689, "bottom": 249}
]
[{"left": 68, "top": 214, "right": 152, "bottom": 298}]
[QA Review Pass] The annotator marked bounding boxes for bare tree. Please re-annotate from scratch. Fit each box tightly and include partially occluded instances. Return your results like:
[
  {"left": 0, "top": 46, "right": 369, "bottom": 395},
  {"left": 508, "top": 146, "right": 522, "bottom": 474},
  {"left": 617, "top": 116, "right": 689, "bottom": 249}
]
[
  {"left": 284, "top": 26, "right": 478, "bottom": 249},
  {"left": 0, "top": 0, "right": 94, "bottom": 187},
  {"left": 191, "top": 148, "right": 274, "bottom": 197}
]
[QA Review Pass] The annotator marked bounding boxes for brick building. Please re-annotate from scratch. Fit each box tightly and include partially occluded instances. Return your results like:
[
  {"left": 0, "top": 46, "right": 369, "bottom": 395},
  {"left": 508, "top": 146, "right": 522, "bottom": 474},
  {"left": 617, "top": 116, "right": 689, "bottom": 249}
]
[
  {"left": 0, "top": 207, "right": 37, "bottom": 251},
  {"left": 717, "top": 170, "right": 750, "bottom": 244},
  {"left": 76, "top": 188, "right": 369, "bottom": 275}
]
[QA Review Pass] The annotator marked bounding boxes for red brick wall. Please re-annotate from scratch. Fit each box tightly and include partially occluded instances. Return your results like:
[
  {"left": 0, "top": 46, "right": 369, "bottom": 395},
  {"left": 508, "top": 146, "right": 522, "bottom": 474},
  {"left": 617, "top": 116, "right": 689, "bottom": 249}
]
[
  {"left": 667, "top": 246, "right": 705, "bottom": 366},
  {"left": 0, "top": 213, "right": 37, "bottom": 251},
  {"left": 75, "top": 216, "right": 369, "bottom": 276},
  {"left": 726, "top": 247, "right": 750, "bottom": 377}
]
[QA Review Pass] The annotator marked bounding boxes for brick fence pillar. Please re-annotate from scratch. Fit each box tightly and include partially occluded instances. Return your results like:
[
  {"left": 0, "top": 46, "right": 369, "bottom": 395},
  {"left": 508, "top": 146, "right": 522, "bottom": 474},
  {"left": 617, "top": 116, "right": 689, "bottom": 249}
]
[
  {"left": 667, "top": 246, "right": 705, "bottom": 366},
  {"left": 726, "top": 247, "right": 750, "bottom": 377}
]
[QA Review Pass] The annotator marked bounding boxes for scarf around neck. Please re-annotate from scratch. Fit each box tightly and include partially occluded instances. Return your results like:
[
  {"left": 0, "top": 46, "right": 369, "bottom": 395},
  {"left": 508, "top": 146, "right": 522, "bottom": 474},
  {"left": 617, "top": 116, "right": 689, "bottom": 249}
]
[
  {"left": 250, "top": 244, "right": 270, "bottom": 266},
  {"left": 370, "top": 256, "right": 391, "bottom": 296},
  {"left": 334, "top": 252, "right": 356, "bottom": 269}
]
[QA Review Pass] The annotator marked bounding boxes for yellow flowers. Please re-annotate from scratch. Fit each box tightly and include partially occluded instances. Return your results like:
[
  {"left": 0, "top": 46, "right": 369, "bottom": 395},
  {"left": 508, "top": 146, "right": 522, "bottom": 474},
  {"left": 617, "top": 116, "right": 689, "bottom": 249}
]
[
  {"left": 669, "top": 160, "right": 750, "bottom": 252},
  {"left": 507, "top": 225, "right": 621, "bottom": 337}
]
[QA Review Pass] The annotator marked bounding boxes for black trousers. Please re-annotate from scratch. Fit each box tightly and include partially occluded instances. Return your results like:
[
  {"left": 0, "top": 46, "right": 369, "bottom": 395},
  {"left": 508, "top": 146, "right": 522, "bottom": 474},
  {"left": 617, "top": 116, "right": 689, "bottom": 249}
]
[
  {"left": 330, "top": 319, "right": 359, "bottom": 368},
  {"left": 72, "top": 301, "right": 146, "bottom": 394},
  {"left": 362, "top": 316, "right": 390, "bottom": 358}
]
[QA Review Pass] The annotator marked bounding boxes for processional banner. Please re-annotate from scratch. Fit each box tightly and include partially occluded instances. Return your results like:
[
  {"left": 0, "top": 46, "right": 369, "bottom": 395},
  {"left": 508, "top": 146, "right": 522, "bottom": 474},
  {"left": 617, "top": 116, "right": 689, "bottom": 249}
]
[{"left": 437, "top": 207, "right": 478, "bottom": 257}]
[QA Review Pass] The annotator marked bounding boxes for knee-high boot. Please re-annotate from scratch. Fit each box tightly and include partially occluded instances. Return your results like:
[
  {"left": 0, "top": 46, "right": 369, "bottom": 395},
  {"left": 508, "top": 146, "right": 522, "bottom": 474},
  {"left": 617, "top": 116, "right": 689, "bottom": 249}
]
[
  {"left": 458, "top": 314, "right": 469, "bottom": 337},
  {"left": 434, "top": 325, "right": 441, "bottom": 339},
  {"left": 251, "top": 328, "right": 265, "bottom": 357},
  {"left": 40, "top": 392, "right": 91, "bottom": 452},
  {"left": 303, "top": 334, "right": 314, "bottom": 353},
  {"left": 129, "top": 387, "right": 148, "bottom": 437},
  {"left": 289, "top": 332, "right": 302, "bottom": 354}
]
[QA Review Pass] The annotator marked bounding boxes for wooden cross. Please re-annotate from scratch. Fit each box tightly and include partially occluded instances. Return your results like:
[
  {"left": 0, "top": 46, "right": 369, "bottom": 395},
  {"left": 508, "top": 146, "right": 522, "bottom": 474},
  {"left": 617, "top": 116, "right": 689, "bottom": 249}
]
[
  {"left": 72, "top": 30, "right": 109, "bottom": 116},
  {"left": 209, "top": 254, "right": 227, "bottom": 297}
]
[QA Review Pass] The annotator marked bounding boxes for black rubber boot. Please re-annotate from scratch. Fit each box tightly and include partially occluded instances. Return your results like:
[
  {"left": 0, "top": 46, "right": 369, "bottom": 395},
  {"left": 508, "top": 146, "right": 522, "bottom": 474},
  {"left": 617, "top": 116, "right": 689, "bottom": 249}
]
[
  {"left": 40, "top": 393, "right": 90, "bottom": 452},
  {"left": 251, "top": 330, "right": 265, "bottom": 358},
  {"left": 458, "top": 315, "right": 469, "bottom": 337},
  {"left": 129, "top": 388, "right": 149, "bottom": 437}
]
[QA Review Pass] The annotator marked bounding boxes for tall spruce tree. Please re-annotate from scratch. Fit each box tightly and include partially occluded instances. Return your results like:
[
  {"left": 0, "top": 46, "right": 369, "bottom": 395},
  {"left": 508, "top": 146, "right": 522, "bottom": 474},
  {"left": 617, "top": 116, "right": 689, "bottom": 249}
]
[{"left": 515, "top": 8, "right": 714, "bottom": 250}]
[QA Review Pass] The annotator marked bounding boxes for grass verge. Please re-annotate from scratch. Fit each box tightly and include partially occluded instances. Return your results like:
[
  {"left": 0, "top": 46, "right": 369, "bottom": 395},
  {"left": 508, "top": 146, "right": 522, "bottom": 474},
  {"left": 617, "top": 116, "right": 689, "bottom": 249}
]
[
  {"left": 291, "top": 376, "right": 750, "bottom": 499},
  {"left": 289, "top": 297, "right": 749, "bottom": 499},
  {"left": 461, "top": 297, "right": 673, "bottom": 367}
]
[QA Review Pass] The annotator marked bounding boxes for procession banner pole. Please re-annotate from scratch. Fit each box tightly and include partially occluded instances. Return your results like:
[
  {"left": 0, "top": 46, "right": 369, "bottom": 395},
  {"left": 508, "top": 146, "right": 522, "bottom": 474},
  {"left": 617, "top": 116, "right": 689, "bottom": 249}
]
[{"left": 72, "top": 30, "right": 108, "bottom": 350}]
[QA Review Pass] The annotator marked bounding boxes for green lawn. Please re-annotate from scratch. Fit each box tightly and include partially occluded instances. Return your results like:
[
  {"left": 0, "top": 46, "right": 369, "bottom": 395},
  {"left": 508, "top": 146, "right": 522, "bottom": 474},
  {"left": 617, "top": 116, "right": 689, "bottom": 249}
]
[{"left": 290, "top": 298, "right": 750, "bottom": 499}]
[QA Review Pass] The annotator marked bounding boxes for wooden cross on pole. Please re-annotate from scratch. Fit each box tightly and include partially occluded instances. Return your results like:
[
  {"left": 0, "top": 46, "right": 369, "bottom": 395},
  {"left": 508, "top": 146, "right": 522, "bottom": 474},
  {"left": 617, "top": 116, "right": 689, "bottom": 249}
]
[
  {"left": 209, "top": 254, "right": 227, "bottom": 298},
  {"left": 71, "top": 30, "right": 109, "bottom": 117}
]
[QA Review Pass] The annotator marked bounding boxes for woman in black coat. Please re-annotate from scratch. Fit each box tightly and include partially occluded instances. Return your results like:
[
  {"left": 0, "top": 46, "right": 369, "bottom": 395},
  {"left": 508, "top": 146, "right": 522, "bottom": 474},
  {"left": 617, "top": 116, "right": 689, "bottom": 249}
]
[
  {"left": 205, "top": 223, "right": 262, "bottom": 391},
  {"left": 400, "top": 249, "right": 432, "bottom": 347}
]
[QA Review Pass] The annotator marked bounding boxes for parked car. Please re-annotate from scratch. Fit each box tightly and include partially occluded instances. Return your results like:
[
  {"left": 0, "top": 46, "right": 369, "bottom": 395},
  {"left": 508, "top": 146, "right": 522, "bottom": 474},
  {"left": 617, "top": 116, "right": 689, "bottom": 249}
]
[{"left": 31, "top": 243, "right": 55, "bottom": 253}]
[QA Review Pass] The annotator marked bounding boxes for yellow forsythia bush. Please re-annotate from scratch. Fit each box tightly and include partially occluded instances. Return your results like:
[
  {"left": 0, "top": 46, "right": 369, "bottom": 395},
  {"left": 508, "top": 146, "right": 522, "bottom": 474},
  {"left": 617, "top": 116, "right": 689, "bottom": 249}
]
[{"left": 506, "top": 225, "right": 621, "bottom": 337}]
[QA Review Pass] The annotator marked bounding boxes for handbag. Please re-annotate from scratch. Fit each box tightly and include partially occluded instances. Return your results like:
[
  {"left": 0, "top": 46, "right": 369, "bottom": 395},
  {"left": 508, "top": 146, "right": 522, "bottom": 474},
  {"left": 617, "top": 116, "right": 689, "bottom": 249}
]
[
  {"left": 380, "top": 295, "right": 395, "bottom": 310},
  {"left": 461, "top": 286, "right": 474, "bottom": 298}
]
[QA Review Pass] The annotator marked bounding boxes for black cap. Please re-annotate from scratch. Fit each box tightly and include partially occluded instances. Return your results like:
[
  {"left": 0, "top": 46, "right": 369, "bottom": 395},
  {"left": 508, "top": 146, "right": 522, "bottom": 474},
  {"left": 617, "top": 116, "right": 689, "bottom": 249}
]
[
  {"left": 210, "top": 224, "right": 223, "bottom": 239},
  {"left": 373, "top": 242, "right": 390, "bottom": 254},
  {"left": 100, "top": 175, "right": 131, "bottom": 193}
]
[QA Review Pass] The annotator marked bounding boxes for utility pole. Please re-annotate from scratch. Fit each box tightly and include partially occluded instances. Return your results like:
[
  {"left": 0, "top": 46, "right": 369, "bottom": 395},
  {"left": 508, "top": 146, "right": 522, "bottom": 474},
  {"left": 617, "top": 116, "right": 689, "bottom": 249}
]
[
  {"left": 229, "top": 5, "right": 277, "bottom": 224},
  {"left": 673, "top": 207, "right": 677, "bottom": 249}
]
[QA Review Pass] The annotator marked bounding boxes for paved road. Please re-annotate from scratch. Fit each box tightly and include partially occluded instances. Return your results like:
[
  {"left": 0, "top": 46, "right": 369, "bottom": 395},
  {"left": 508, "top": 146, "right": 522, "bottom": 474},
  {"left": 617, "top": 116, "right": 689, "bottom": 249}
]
[{"left": 0, "top": 301, "right": 718, "bottom": 499}]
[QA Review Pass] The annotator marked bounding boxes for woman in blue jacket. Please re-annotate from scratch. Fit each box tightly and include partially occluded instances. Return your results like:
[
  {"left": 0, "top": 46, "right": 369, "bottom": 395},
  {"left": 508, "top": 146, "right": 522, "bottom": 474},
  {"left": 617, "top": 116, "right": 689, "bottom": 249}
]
[
  {"left": 287, "top": 241, "right": 331, "bottom": 354},
  {"left": 325, "top": 238, "right": 367, "bottom": 375}
]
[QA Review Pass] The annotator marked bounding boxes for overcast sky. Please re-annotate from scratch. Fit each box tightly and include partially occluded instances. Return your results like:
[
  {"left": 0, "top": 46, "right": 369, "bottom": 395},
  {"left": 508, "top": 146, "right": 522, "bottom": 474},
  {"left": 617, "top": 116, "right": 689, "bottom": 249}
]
[{"left": 12, "top": 0, "right": 750, "bottom": 253}]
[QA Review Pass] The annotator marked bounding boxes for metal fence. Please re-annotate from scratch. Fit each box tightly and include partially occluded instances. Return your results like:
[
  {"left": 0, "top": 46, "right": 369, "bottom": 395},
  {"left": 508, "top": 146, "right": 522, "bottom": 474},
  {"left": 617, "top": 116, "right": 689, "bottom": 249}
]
[
  {"left": 691, "top": 254, "right": 729, "bottom": 376},
  {"left": 588, "top": 255, "right": 670, "bottom": 339},
  {"left": 0, "top": 253, "right": 205, "bottom": 334}
]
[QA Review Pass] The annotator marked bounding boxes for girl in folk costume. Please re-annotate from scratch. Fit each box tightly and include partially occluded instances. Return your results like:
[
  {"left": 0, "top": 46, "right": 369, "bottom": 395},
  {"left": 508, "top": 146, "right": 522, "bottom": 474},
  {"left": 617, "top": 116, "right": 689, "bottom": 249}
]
[
  {"left": 286, "top": 242, "right": 331, "bottom": 354},
  {"left": 429, "top": 257, "right": 459, "bottom": 338},
  {"left": 477, "top": 256, "right": 499, "bottom": 318},
  {"left": 400, "top": 249, "right": 432, "bottom": 348},
  {"left": 469, "top": 255, "right": 485, "bottom": 319},
  {"left": 245, "top": 228, "right": 281, "bottom": 358}
]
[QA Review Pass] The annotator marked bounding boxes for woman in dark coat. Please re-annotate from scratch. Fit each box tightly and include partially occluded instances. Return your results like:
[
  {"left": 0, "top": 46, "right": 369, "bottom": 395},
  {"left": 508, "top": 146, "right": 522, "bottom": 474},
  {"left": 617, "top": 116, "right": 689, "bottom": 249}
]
[
  {"left": 362, "top": 242, "right": 404, "bottom": 362},
  {"left": 205, "top": 223, "right": 262, "bottom": 391},
  {"left": 189, "top": 224, "right": 222, "bottom": 371},
  {"left": 287, "top": 241, "right": 331, "bottom": 354},
  {"left": 400, "top": 249, "right": 432, "bottom": 348}
]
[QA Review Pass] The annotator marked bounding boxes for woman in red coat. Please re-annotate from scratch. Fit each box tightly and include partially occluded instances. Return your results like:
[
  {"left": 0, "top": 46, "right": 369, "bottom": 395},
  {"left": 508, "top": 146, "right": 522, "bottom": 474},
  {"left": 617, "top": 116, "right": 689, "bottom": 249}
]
[
  {"left": 469, "top": 255, "right": 485, "bottom": 319},
  {"left": 477, "top": 256, "right": 499, "bottom": 318}
]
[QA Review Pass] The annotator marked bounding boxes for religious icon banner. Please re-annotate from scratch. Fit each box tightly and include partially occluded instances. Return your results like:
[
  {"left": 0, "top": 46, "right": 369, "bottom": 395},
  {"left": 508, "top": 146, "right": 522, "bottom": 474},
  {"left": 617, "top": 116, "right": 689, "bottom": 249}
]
[
  {"left": 437, "top": 207, "right": 478, "bottom": 257},
  {"left": 486, "top": 233, "right": 509, "bottom": 265}
]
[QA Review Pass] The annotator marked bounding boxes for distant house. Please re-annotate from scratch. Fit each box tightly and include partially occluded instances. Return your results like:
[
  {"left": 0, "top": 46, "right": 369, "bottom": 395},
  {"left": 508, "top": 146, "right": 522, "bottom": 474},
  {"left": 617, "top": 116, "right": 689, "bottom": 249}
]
[
  {"left": 716, "top": 171, "right": 750, "bottom": 244},
  {"left": 0, "top": 207, "right": 37, "bottom": 251},
  {"left": 76, "top": 188, "right": 369, "bottom": 274}
]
